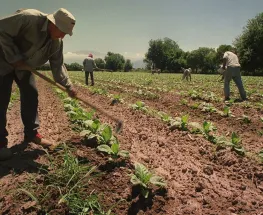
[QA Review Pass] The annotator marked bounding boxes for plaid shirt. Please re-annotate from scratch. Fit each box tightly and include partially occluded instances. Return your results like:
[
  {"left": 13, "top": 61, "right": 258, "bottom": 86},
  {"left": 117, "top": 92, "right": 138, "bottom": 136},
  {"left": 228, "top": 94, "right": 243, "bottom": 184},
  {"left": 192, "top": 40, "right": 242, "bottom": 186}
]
[{"left": 0, "top": 9, "right": 71, "bottom": 87}]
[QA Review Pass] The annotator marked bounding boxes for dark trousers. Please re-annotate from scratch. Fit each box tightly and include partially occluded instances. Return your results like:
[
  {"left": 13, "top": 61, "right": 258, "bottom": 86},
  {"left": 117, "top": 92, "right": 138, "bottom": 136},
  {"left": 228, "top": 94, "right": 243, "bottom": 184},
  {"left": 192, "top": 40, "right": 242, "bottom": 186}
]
[
  {"left": 85, "top": 71, "right": 94, "bottom": 85},
  {"left": 0, "top": 71, "right": 39, "bottom": 147}
]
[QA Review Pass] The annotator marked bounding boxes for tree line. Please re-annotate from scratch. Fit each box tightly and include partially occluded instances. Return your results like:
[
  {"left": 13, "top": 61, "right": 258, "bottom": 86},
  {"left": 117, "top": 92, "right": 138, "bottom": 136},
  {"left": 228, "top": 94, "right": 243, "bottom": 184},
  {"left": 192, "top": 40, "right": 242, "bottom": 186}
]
[{"left": 37, "top": 52, "right": 133, "bottom": 72}]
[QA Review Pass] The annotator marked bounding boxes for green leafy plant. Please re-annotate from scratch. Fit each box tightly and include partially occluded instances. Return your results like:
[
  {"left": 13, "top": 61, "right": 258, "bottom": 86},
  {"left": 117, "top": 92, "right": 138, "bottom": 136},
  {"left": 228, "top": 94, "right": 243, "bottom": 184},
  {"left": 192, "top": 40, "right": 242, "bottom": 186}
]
[
  {"left": 202, "top": 121, "right": 217, "bottom": 143},
  {"left": 130, "top": 163, "right": 166, "bottom": 198},
  {"left": 97, "top": 141, "right": 129, "bottom": 160},
  {"left": 131, "top": 101, "right": 148, "bottom": 112},
  {"left": 169, "top": 114, "right": 189, "bottom": 131},
  {"left": 188, "top": 89, "right": 201, "bottom": 100},
  {"left": 188, "top": 122, "right": 203, "bottom": 134},
  {"left": 258, "top": 150, "right": 263, "bottom": 162},
  {"left": 180, "top": 99, "right": 188, "bottom": 105},
  {"left": 158, "top": 111, "right": 172, "bottom": 123},
  {"left": 201, "top": 102, "right": 217, "bottom": 113},
  {"left": 80, "top": 121, "right": 117, "bottom": 145},
  {"left": 191, "top": 103, "right": 199, "bottom": 109},
  {"left": 110, "top": 94, "right": 123, "bottom": 105},
  {"left": 223, "top": 106, "right": 231, "bottom": 117},
  {"left": 225, "top": 132, "right": 246, "bottom": 156}
]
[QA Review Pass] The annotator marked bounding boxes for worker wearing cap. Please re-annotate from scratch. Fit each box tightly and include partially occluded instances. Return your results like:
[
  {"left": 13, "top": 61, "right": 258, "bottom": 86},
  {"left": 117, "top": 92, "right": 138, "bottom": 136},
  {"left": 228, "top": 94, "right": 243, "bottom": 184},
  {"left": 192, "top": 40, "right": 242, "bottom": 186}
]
[
  {"left": 83, "top": 53, "right": 98, "bottom": 86},
  {"left": 0, "top": 8, "right": 77, "bottom": 160}
]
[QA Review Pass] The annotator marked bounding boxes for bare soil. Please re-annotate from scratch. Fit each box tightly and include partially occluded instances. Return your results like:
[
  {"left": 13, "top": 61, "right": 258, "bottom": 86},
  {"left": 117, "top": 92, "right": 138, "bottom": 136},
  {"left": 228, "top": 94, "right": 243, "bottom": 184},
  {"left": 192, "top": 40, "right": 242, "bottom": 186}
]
[{"left": 0, "top": 77, "right": 263, "bottom": 215}]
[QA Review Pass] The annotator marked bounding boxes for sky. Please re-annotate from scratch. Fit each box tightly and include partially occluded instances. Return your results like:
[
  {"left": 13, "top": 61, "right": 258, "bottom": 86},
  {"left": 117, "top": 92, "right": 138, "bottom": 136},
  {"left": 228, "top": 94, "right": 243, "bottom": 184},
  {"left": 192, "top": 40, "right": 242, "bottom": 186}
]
[{"left": 1, "top": 0, "right": 263, "bottom": 65}]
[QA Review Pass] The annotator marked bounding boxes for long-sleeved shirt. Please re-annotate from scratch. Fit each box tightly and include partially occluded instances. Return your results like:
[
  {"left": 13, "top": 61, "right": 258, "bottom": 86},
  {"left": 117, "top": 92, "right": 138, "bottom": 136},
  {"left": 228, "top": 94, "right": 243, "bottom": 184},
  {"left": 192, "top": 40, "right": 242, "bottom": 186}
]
[
  {"left": 0, "top": 9, "right": 72, "bottom": 88},
  {"left": 83, "top": 57, "right": 98, "bottom": 72}
]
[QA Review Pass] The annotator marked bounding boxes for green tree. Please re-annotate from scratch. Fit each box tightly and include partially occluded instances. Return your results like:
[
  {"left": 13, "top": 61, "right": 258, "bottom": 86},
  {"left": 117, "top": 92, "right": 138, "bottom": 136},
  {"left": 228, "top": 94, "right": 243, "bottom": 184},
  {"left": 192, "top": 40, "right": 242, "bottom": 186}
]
[
  {"left": 124, "top": 59, "right": 133, "bottom": 72},
  {"left": 215, "top": 44, "right": 233, "bottom": 64},
  {"left": 66, "top": 62, "right": 82, "bottom": 71},
  {"left": 104, "top": 52, "right": 125, "bottom": 71},
  {"left": 187, "top": 47, "right": 216, "bottom": 73},
  {"left": 234, "top": 12, "right": 263, "bottom": 75},
  {"left": 144, "top": 37, "right": 184, "bottom": 72},
  {"left": 94, "top": 58, "right": 106, "bottom": 69}
]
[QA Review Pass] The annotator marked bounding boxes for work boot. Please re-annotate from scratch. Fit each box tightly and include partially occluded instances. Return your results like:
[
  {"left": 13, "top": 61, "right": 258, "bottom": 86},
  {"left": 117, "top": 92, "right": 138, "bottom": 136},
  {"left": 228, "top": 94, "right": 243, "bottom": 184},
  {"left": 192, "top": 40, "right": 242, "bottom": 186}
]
[
  {"left": 0, "top": 147, "right": 12, "bottom": 161},
  {"left": 26, "top": 133, "right": 59, "bottom": 151}
]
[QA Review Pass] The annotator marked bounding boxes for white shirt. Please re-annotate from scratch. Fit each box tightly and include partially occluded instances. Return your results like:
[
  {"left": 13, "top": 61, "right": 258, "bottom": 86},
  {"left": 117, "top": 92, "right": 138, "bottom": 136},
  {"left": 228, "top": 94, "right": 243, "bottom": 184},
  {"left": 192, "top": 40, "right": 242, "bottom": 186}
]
[{"left": 223, "top": 51, "right": 240, "bottom": 67}]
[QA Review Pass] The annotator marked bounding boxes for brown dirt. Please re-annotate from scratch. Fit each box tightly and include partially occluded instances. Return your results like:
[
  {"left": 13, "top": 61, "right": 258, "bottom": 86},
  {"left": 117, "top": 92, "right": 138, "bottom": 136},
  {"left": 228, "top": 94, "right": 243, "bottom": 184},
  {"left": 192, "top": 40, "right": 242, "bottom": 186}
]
[{"left": 0, "top": 77, "right": 263, "bottom": 215}]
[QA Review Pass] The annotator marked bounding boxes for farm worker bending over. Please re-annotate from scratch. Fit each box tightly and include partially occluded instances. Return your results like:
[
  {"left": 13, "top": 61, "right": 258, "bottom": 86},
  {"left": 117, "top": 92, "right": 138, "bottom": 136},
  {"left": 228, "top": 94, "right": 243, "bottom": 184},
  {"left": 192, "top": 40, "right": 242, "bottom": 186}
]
[
  {"left": 83, "top": 53, "right": 98, "bottom": 86},
  {"left": 0, "top": 8, "right": 77, "bottom": 160},
  {"left": 222, "top": 49, "right": 246, "bottom": 101}
]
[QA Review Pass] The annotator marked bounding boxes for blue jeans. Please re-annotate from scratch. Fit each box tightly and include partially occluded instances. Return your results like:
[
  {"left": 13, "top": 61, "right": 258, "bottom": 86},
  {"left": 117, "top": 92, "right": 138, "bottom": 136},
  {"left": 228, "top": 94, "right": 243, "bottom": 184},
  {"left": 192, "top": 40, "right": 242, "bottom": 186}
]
[
  {"left": 0, "top": 71, "right": 39, "bottom": 147},
  {"left": 224, "top": 67, "right": 246, "bottom": 100}
]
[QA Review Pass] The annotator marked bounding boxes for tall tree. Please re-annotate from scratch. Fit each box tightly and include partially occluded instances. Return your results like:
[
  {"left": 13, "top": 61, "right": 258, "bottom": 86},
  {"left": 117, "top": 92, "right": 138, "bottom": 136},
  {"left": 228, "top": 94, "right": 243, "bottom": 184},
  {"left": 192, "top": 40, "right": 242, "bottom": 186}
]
[
  {"left": 234, "top": 12, "right": 263, "bottom": 74},
  {"left": 104, "top": 52, "right": 125, "bottom": 71},
  {"left": 94, "top": 58, "right": 106, "bottom": 69},
  {"left": 124, "top": 59, "right": 133, "bottom": 72}
]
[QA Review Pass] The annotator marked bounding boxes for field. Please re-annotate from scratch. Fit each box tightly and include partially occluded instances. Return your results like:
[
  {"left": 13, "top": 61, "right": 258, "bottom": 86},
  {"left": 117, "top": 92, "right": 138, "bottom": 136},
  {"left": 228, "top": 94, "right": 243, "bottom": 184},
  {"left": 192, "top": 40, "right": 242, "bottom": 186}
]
[{"left": 1, "top": 71, "right": 263, "bottom": 215}]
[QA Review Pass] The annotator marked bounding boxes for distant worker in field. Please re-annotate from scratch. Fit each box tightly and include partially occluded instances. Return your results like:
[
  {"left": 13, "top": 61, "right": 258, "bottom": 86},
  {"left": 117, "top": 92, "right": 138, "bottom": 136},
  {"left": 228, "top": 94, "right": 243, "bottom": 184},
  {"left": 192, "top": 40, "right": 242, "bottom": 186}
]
[
  {"left": 181, "top": 67, "right": 192, "bottom": 81},
  {"left": 151, "top": 63, "right": 160, "bottom": 75},
  {"left": 83, "top": 53, "right": 98, "bottom": 86},
  {"left": 222, "top": 49, "right": 246, "bottom": 101},
  {"left": 0, "top": 8, "right": 77, "bottom": 160}
]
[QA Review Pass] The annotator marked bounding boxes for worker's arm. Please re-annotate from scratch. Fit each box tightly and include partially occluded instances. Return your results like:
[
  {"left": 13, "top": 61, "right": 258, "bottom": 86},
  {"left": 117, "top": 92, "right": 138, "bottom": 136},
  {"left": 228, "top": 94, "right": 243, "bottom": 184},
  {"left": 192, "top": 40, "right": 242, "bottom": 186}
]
[
  {"left": 49, "top": 40, "right": 76, "bottom": 96},
  {"left": 222, "top": 52, "right": 228, "bottom": 70},
  {"left": 93, "top": 59, "right": 98, "bottom": 70}
]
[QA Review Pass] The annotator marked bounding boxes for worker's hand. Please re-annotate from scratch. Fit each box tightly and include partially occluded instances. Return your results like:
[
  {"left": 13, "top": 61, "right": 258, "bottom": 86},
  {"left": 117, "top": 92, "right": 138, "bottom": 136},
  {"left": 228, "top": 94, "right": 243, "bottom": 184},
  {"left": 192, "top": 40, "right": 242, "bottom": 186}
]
[
  {"left": 66, "top": 86, "right": 77, "bottom": 98},
  {"left": 12, "top": 60, "right": 29, "bottom": 70}
]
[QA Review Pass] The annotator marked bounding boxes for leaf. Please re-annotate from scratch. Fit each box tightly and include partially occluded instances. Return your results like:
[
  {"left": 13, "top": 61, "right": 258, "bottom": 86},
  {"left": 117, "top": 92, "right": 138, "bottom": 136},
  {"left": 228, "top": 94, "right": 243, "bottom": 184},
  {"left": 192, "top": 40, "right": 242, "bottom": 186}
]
[
  {"left": 83, "top": 120, "right": 94, "bottom": 128},
  {"left": 67, "top": 110, "right": 77, "bottom": 116},
  {"left": 233, "top": 147, "right": 246, "bottom": 156},
  {"left": 118, "top": 150, "right": 129, "bottom": 158},
  {"left": 136, "top": 101, "right": 145, "bottom": 108},
  {"left": 130, "top": 174, "right": 142, "bottom": 185},
  {"left": 134, "top": 163, "right": 152, "bottom": 185},
  {"left": 88, "top": 133, "right": 98, "bottom": 139},
  {"left": 97, "top": 144, "right": 113, "bottom": 154},
  {"left": 181, "top": 114, "right": 189, "bottom": 124},
  {"left": 101, "top": 125, "right": 112, "bottom": 143},
  {"left": 150, "top": 175, "right": 166, "bottom": 187},
  {"left": 79, "top": 130, "right": 91, "bottom": 137},
  {"left": 111, "top": 143, "right": 119, "bottom": 154},
  {"left": 64, "top": 104, "right": 73, "bottom": 111},
  {"left": 188, "top": 122, "right": 203, "bottom": 133},
  {"left": 231, "top": 132, "right": 240, "bottom": 145}
]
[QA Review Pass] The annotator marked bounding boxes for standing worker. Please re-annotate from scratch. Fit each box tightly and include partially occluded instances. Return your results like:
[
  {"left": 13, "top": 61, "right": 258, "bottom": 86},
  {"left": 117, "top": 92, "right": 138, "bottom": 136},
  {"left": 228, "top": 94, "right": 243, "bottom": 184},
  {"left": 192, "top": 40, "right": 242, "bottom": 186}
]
[
  {"left": 222, "top": 49, "right": 247, "bottom": 101},
  {"left": 83, "top": 53, "right": 98, "bottom": 86},
  {"left": 0, "top": 8, "right": 77, "bottom": 160}
]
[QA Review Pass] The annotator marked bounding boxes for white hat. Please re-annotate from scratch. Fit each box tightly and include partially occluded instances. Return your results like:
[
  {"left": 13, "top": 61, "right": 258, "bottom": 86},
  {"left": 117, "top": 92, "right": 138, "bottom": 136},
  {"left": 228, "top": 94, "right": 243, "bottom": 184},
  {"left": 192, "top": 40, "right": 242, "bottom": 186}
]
[{"left": 47, "top": 8, "right": 75, "bottom": 36}]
